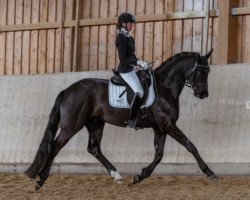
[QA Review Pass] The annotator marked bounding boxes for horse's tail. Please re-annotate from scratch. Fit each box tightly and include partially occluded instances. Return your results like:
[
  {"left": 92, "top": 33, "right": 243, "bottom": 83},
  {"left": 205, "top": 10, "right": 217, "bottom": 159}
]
[{"left": 24, "top": 91, "right": 64, "bottom": 179}]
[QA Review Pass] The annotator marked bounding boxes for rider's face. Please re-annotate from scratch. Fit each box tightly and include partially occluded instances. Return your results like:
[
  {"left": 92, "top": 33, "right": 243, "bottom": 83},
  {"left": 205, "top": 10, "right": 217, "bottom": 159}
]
[{"left": 126, "top": 22, "right": 135, "bottom": 32}]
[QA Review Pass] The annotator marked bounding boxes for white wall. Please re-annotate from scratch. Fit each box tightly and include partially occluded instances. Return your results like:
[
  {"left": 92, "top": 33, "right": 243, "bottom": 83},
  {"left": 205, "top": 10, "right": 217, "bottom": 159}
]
[{"left": 1, "top": 64, "right": 250, "bottom": 175}]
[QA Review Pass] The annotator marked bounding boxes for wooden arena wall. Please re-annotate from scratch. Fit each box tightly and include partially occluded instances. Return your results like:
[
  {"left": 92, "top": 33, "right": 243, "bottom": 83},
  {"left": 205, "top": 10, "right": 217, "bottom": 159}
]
[{"left": 0, "top": 0, "right": 250, "bottom": 75}]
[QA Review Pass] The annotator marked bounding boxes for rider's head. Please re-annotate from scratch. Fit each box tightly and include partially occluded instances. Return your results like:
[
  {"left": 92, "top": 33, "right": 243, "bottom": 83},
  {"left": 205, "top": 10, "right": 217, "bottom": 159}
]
[{"left": 117, "top": 12, "right": 136, "bottom": 31}]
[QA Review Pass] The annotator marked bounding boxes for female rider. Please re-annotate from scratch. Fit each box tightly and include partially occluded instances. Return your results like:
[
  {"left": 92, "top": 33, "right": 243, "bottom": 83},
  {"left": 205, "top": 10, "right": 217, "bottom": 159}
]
[{"left": 116, "top": 12, "right": 148, "bottom": 129}]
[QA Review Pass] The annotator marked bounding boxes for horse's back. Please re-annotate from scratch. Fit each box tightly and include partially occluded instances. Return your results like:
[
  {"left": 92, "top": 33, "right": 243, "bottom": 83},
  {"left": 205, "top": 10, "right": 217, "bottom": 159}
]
[
  {"left": 61, "top": 78, "right": 109, "bottom": 105},
  {"left": 66, "top": 78, "right": 108, "bottom": 90}
]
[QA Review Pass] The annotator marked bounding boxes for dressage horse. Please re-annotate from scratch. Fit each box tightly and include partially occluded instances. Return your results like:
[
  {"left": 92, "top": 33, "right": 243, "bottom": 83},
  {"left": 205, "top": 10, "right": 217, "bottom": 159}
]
[{"left": 25, "top": 50, "right": 218, "bottom": 190}]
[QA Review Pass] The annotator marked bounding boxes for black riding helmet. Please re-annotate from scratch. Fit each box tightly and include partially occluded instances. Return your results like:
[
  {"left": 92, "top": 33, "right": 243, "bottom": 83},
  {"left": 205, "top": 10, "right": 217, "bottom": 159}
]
[{"left": 117, "top": 12, "right": 136, "bottom": 29}]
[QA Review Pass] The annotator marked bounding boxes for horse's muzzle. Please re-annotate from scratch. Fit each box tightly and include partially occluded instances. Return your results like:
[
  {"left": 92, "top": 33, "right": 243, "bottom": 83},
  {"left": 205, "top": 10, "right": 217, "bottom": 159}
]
[
  {"left": 194, "top": 91, "right": 208, "bottom": 99},
  {"left": 195, "top": 91, "right": 209, "bottom": 99}
]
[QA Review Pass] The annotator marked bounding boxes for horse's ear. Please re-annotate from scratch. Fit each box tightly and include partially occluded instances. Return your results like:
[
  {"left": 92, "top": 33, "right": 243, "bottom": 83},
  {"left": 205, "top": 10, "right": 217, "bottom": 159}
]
[{"left": 205, "top": 49, "right": 213, "bottom": 59}]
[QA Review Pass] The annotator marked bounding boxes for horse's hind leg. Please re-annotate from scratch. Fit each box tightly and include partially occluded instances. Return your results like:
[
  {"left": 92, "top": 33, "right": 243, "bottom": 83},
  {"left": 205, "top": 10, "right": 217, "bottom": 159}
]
[
  {"left": 35, "top": 128, "right": 76, "bottom": 190},
  {"left": 168, "top": 125, "right": 219, "bottom": 181},
  {"left": 133, "top": 127, "right": 167, "bottom": 184},
  {"left": 86, "top": 119, "right": 123, "bottom": 182}
]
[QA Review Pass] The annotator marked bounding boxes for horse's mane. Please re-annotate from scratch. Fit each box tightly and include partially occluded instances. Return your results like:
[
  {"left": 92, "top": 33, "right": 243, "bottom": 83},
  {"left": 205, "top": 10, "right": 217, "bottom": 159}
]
[{"left": 154, "top": 52, "right": 200, "bottom": 73}]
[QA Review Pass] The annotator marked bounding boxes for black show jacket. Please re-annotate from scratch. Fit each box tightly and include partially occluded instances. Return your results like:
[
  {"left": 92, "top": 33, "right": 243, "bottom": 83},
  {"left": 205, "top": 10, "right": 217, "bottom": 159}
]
[{"left": 115, "top": 30, "right": 138, "bottom": 73}]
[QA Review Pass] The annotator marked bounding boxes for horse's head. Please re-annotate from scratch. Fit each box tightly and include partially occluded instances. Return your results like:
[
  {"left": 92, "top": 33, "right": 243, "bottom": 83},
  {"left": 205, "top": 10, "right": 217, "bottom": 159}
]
[{"left": 185, "top": 49, "right": 213, "bottom": 99}]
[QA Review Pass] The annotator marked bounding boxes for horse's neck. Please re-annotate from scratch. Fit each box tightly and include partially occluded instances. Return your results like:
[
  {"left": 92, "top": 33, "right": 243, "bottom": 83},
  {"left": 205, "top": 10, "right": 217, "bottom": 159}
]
[
  {"left": 166, "top": 60, "right": 190, "bottom": 79},
  {"left": 156, "top": 75, "right": 184, "bottom": 101},
  {"left": 155, "top": 60, "right": 191, "bottom": 100}
]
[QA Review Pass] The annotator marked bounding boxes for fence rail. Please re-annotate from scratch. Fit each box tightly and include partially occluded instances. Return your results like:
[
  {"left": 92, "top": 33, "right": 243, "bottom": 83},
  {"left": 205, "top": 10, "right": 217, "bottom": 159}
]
[
  {"left": 232, "top": 6, "right": 250, "bottom": 15},
  {"left": 0, "top": 10, "right": 219, "bottom": 32}
]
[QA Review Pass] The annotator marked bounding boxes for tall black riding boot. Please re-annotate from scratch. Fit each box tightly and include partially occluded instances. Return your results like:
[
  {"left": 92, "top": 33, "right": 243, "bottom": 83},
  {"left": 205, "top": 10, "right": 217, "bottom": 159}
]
[{"left": 127, "top": 92, "right": 142, "bottom": 130}]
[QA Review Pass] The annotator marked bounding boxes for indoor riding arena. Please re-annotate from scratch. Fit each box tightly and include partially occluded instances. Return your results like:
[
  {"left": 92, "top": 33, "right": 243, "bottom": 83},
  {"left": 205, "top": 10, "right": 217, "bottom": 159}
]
[{"left": 1, "top": 0, "right": 250, "bottom": 199}]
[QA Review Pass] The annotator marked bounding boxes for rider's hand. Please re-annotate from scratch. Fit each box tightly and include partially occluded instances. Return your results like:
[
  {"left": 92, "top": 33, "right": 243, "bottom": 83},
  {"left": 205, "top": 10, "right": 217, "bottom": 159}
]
[
  {"left": 133, "top": 66, "right": 141, "bottom": 71},
  {"left": 137, "top": 60, "right": 148, "bottom": 70}
]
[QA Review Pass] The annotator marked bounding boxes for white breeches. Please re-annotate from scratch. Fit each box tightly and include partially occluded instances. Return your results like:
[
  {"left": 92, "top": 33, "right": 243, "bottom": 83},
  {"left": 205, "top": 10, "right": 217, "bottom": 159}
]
[{"left": 120, "top": 70, "right": 144, "bottom": 98}]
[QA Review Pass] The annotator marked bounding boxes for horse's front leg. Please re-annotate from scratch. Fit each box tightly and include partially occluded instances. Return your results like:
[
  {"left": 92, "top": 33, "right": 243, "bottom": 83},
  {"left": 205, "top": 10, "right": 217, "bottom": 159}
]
[
  {"left": 133, "top": 126, "right": 167, "bottom": 184},
  {"left": 168, "top": 124, "right": 219, "bottom": 181}
]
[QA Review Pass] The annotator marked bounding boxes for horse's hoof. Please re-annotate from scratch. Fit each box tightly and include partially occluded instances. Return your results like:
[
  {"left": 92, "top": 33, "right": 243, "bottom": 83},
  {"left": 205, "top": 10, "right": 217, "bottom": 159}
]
[
  {"left": 208, "top": 174, "right": 219, "bottom": 182},
  {"left": 114, "top": 177, "right": 124, "bottom": 184},
  {"left": 132, "top": 175, "right": 140, "bottom": 184},
  {"left": 35, "top": 182, "right": 41, "bottom": 191},
  {"left": 115, "top": 179, "right": 124, "bottom": 184},
  {"left": 111, "top": 170, "right": 124, "bottom": 184}
]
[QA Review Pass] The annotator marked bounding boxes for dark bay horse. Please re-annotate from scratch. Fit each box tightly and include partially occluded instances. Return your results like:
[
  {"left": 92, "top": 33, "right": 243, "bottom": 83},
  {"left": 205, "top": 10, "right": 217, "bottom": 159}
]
[{"left": 25, "top": 50, "right": 218, "bottom": 190}]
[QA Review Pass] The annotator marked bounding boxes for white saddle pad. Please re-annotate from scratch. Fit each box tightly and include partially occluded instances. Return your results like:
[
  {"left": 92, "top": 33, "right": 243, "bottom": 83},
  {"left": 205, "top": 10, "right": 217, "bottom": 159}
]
[{"left": 108, "top": 75, "right": 155, "bottom": 109}]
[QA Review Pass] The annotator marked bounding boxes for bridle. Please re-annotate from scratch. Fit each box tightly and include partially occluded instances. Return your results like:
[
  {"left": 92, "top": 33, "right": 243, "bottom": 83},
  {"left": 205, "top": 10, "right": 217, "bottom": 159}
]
[
  {"left": 184, "top": 60, "right": 210, "bottom": 89},
  {"left": 153, "top": 58, "right": 210, "bottom": 93}
]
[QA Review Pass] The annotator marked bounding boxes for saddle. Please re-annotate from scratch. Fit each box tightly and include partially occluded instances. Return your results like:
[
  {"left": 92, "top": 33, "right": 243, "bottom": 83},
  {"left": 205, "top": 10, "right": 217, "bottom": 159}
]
[{"left": 111, "top": 69, "right": 151, "bottom": 106}]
